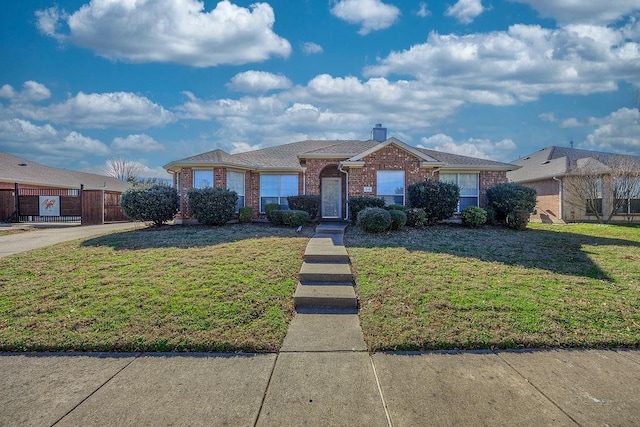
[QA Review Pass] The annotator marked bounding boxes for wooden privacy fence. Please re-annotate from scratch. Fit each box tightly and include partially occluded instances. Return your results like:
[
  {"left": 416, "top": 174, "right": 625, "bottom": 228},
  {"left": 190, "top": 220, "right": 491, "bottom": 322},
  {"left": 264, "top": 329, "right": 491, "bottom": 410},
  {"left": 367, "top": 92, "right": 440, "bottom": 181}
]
[{"left": 0, "top": 184, "right": 128, "bottom": 225}]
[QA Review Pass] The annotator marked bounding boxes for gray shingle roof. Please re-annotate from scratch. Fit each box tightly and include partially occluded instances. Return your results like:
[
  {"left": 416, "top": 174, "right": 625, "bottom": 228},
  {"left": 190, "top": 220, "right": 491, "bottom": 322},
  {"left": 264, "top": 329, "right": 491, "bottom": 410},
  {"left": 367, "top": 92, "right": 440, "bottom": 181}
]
[
  {"left": 0, "top": 152, "right": 130, "bottom": 192},
  {"left": 508, "top": 146, "right": 640, "bottom": 182},
  {"left": 164, "top": 139, "right": 518, "bottom": 171}
]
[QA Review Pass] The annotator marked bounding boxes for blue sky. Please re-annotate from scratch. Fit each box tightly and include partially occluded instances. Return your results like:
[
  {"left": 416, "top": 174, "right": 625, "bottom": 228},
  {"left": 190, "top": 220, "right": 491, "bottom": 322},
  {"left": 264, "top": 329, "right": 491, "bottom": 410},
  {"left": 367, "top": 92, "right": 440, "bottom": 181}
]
[{"left": 1, "top": 0, "right": 639, "bottom": 179}]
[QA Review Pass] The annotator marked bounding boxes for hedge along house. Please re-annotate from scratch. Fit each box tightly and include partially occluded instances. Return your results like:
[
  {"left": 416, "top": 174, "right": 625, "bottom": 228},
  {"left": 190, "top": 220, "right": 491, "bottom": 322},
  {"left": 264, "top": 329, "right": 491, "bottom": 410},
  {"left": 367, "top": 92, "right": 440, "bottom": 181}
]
[{"left": 163, "top": 125, "right": 519, "bottom": 222}]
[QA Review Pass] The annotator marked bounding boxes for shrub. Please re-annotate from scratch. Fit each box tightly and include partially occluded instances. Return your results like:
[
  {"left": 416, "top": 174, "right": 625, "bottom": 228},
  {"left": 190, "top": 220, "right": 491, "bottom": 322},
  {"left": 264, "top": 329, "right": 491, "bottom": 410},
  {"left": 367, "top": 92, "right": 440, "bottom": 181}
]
[
  {"left": 348, "top": 196, "right": 385, "bottom": 220},
  {"left": 484, "top": 208, "right": 497, "bottom": 225},
  {"left": 507, "top": 210, "right": 530, "bottom": 230},
  {"left": 486, "top": 183, "right": 537, "bottom": 223},
  {"left": 461, "top": 206, "right": 487, "bottom": 227},
  {"left": 120, "top": 184, "right": 178, "bottom": 226},
  {"left": 407, "top": 179, "right": 460, "bottom": 224},
  {"left": 267, "top": 209, "right": 284, "bottom": 225},
  {"left": 187, "top": 187, "right": 238, "bottom": 226},
  {"left": 357, "top": 207, "right": 391, "bottom": 233},
  {"left": 281, "top": 210, "right": 310, "bottom": 227},
  {"left": 386, "top": 204, "right": 407, "bottom": 212},
  {"left": 406, "top": 208, "right": 428, "bottom": 228},
  {"left": 287, "top": 195, "right": 320, "bottom": 220},
  {"left": 265, "top": 203, "right": 280, "bottom": 221},
  {"left": 389, "top": 209, "right": 407, "bottom": 230},
  {"left": 238, "top": 206, "right": 253, "bottom": 223}
]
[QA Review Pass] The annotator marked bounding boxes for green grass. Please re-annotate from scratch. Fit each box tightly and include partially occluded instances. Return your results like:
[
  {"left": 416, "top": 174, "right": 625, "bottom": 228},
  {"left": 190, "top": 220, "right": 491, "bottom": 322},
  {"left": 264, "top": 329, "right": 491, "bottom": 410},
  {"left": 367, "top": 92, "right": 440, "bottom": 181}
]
[
  {"left": 0, "top": 224, "right": 313, "bottom": 352},
  {"left": 346, "top": 223, "right": 640, "bottom": 351}
]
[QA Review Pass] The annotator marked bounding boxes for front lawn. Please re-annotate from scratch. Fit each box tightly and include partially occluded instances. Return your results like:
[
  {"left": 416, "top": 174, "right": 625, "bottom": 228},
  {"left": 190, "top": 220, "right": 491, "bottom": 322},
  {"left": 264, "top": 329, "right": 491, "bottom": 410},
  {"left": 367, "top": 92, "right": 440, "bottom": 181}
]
[
  {"left": 346, "top": 223, "right": 640, "bottom": 351},
  {"left": 0, "top": 224, "right": 313, "bottom": 352}
]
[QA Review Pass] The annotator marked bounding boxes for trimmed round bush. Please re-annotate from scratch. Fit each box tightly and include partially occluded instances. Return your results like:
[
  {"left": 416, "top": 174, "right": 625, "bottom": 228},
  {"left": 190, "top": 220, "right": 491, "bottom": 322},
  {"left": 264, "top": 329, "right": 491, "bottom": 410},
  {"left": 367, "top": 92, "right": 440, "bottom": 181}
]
[
  {"left": 120, "top": 184, "right": 178, "bottom": 226},
  {"left": 386, "top": 204, "right": 406, "bottom": 212},
  {"left": 187, "top": 187, "right": 238, "bottom": 226},
  {"left": 281, "top": 210, "right": 310, "bottom": 227},
  {"left": 389, "top": 209, "right": 407, "bottom": 230},
  {"left": 406, "top": 208, "right": 427, "bottom": 228},
  {"left": 348, "top": 196, "right": 385, "bottom": 220},
  {"left": 287, "top": 195, "right": 320, "bottom": 220},
  {"left": 484, "top": 208, "right": 496, "bottom": 225},
  {"left": 461, "top": 206, "right": 487, "bottom": 227},
  {"left": 357, "top": 207, "right": 391, "bottom": 233},
  {"left": 507, "top": 209, "right": 530, "bottom": 230},
  {"left": 238, "top": 206, "right": 253, "bottom": 223},
  {"left": 486, "top": 183, "right": 536, "bottom": 223},
  {"left": 407, "top": 179, "right": 460, "bottom": 224},
  {"left": 267, "top": 209, "right": 284, "bottom": 225}
]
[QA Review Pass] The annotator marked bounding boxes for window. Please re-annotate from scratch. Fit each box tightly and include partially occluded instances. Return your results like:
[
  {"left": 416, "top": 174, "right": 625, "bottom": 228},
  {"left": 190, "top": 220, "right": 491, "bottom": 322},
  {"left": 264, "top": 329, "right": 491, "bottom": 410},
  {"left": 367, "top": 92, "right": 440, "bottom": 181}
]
[
  {"left": 260, "top": 174, "right": 298, "bottom": 212},
  {"left": 227, "top": 171, "right": 245, "bottom": 212},
  {"left": 193, "top": 170, "right": 213, "bottom": 188},
  {"left": 377, "top": 171, "right": 405, "bottom": 205},
  {"left": 440, "top": 173, "right": 479, "bottom": 212},
  {"left": 585, "top": 178, "right": 603, "bottom": 216},
  {"left": 614, "top": 177, "right": 640, "bottom": 215}
]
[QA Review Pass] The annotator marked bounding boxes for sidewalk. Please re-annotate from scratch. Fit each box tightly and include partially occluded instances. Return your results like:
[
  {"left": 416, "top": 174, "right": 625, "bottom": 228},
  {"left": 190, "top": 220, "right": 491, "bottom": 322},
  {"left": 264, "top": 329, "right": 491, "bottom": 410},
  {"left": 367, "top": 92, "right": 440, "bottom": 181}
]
[{"left": 1, "top": 223, "right": 639, "bottom": 425}]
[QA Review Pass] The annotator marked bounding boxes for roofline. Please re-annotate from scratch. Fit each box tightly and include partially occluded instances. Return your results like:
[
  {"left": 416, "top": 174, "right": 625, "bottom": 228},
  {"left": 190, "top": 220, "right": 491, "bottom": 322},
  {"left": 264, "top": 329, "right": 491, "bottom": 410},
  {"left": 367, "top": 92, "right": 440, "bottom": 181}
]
[
  {"left": 0, "top": 178, "right": 128, "bottom": 191},
  {"left": 348, "top": 137, "right": 440, "bottom": 163},
  {"left": 297, "top": 153, "right": 352, "bottom": 160},
  {"left": 163, "top": 161, "right": 254, "bottom": 173},
  {"left": 441, "top": 165, "right": 520, "bottom": 172}
]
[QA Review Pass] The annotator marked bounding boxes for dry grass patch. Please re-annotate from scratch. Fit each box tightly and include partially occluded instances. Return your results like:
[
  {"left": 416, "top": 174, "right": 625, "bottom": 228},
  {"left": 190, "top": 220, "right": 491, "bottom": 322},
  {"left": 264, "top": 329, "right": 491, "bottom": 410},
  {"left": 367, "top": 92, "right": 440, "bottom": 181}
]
[
  {"left": 0, "top": 224, "right": 313, "bottom": 352},
  {"left": 346, "top": 223, "right": 640, "bottom": 351}
]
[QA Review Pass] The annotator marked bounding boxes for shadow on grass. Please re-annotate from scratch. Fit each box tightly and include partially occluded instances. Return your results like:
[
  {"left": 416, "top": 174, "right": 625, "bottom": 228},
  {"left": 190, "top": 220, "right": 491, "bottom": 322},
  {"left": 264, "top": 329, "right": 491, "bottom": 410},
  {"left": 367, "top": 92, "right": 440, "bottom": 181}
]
[
  {"left": 345, "top": 224, "right": 640, "bottom": 281},
  {"left": 81, "top": 223, "right": 315, "bottom": 251}
]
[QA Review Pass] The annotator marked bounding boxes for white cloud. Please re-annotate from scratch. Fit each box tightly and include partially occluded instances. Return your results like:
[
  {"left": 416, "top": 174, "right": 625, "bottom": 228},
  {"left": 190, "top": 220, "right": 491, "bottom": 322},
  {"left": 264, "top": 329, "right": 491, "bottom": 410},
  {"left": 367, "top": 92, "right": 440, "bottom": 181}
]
[
  {"left": 418, "top": 133, "right": 517, "bottom": 162},
  {"left": 10, "top": 90, "right": 174, "bottom": 129},
  {"left": 581, "top": 108, "right": 640, "bottom": 154},
  {"left": 0, "top": 119, "right": 110, "bottom": 157},
  {"left": 417, "top": 2, "right": 431, "bottom": 18},
  {"left": 330, "top": 0, "right": 401, "bottom": 35},
  {"left": 0, "top": 81, "right": 51, "bottom": 103},
  {"left": 539, "top": 112, "right": 557, "bottom": 122},
  {"left": 36, "top": 0, "right": 291, "bottom": 67},
  {"left": 227, "top": 71, "right": 292, "bottom": 93},
  {"left": 364, "top": 24, "right": 640, "bottom": 104},
  {"left": 302, "top": 42, "right": 324, "bottom": 55},
  {"left": 560, "top": 118, "right": 583, "bottom": 128},
  {"left": 510, "top": 0, "right": 640, "bottom": 25},
  {"left": 445, "top": 0, "right": 485, "bottom": 25},
  {"left": 112, "top": 134, "right": 165, "bottom": 152}
]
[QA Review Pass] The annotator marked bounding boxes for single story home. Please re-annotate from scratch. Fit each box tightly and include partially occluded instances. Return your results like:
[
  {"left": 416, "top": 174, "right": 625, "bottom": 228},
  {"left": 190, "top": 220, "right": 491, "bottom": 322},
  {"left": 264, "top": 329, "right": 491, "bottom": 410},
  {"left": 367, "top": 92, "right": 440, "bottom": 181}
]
[
  {"left": 507, "top": 146, "right": 640, "bottom": 223},
  {"left": 163, "top": 125, "right": 519, "bottom": 222}
]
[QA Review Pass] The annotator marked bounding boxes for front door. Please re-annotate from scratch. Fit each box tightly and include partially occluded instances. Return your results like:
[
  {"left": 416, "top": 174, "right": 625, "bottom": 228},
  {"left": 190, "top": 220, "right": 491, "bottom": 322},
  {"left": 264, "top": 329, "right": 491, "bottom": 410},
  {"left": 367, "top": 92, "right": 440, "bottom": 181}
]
[{"left": 321, "top": 177, "right": 341, "bottom": 219}]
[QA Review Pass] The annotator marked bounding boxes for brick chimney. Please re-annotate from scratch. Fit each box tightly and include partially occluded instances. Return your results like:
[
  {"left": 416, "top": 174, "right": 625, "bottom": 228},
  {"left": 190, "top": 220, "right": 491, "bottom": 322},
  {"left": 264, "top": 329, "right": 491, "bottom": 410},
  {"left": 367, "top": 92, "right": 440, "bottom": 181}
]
[{"left": 371, "top": 123, "right": 387, "bottom": 142}]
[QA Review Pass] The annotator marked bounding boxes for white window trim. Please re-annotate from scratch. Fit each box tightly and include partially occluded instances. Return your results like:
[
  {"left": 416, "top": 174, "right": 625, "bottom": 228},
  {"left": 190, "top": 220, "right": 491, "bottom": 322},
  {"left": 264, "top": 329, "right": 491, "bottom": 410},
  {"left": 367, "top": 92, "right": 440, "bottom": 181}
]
[
  {"left": 440, "top": 172, "right": 480, "bottom": 212},
  {"left": 259, "top": 174, "right": 299, "bottom": 213}
]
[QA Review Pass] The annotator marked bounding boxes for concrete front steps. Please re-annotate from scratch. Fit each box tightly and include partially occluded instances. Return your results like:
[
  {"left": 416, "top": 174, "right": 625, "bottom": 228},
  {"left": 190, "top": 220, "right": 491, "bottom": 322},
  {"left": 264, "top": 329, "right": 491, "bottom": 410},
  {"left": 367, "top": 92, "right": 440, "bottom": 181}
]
[{"left": 293, "top": 223, "right": 356, "bottom": 312}]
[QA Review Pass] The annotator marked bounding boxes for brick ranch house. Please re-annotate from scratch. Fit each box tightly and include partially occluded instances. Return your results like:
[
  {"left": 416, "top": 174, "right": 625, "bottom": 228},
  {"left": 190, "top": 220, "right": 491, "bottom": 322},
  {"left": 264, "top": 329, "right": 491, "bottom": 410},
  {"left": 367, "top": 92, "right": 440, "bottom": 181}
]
[
  {"left": 508, "top": 146, "right": 640, "bottom": 223},
  {"left": 164, "top": 125, "right": 519, "bottom": 222}
]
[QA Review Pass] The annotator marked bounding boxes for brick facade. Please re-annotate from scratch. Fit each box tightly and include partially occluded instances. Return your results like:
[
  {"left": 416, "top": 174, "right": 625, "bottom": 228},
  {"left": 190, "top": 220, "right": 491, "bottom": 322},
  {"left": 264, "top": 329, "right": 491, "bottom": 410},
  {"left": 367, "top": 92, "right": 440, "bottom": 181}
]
[
  {"left": 479, "top": 170, "right": 509, "bottom": 208},
  {"left": 519, "top": 179, "right": 562, "bottom": 223}
]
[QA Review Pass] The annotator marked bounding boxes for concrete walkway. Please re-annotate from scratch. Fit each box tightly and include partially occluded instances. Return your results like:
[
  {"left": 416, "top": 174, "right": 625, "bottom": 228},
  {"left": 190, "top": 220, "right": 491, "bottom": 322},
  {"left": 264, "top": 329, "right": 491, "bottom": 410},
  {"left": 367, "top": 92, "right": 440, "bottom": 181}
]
[{"left": 1, "top": 223, "right": 640, "bottom": 425}]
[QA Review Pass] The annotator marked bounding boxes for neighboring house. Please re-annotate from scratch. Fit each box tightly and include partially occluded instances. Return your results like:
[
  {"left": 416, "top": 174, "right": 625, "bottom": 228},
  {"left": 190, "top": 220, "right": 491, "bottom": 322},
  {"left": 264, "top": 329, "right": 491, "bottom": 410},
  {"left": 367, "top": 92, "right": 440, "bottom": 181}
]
[
  {"left": 164, "top": 125, "right": 518, "bottom": 222},
  {"left": 0, "top": 151, "right": 130, "bottom": 223},
  {"left": 508, "top": 146, "right": 640, "bottom": 223}
]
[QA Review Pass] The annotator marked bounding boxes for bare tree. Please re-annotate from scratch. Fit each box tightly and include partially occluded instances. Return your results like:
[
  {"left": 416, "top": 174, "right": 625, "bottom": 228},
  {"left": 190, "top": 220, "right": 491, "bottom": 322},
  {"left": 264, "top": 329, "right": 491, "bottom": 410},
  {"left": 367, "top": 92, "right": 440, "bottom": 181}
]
[
  {"left": 564, "top": 156, "right": 640, "bottom": 223},
  {"left": 103, "top": 158, "right": 143, "bottom": 183}
]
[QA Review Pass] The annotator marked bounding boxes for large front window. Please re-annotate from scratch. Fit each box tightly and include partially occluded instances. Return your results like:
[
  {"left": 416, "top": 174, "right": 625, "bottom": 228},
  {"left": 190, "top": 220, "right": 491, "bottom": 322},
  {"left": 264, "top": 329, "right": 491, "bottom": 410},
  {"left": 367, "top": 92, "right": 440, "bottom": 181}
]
[
  {"left": 260, "top": 174, "right": 298, "bottom": 212},
  {"left": 377, "top": 171, "right": 405, "bottom": 205},
  {"left": 193, "top": 170, "right": 213, "bottom": 188},
  {"left": 614, "top": 177, "right": 640, "bottom": 215},
  {"left": 440, "top": 173, "right": 479, "bottom": 212},
  {"left": 227, "top": 171, "right": 245, "bottom": 212}
]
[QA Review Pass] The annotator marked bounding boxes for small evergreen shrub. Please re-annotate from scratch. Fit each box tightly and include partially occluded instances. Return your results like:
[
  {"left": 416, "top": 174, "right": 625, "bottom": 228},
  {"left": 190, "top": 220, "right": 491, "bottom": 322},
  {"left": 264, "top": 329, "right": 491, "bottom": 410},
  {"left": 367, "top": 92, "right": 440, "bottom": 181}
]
[
  {"left": 265, "top": 203, "right": 280, "bottom": 221},
  {"left": 187, "top": 187, "right": 238, "bottom": 226},
  {"left": 484, "top": 208, "right": 496, "bottom": 225},
  {"left": 406, "top": 208, "right": 428, "bottom": 228},
  {"left": 461, "top": 206, "right": 487, "bottom": 227},
  {"left": 507, "top": 210, "right": 530, "bottom": 230},
  {"left": 407, "top": 179, "right": 460, "bottom": 224},
  {"left": 120, "top": 184, "right": 179, "bottom": 226},
  {"left": 486, "top": 183, "right": 536, "bottom": 223},
  {"left": 386, "top": 204, "right": 406, "bottom": 212},
  {"left": 238, "top": 206, "right": 253, "bottom": 223},
  {"left": 348, "top": 196, "right": 385, "bottom": 220},
  {"left": 267, "top": 209, "right": 284, "bottom": 225},
  {"left": 389, "top": 209, "right": 407, "bottom": 230},
  {"left": 287, "top": 195, "right": 320, "bottom": 220},
  {"left": 281, "top": 210, "right": 310, "bottom": 227},
  {"left": 357, "top": 207, "right": 391, "bottom": 233}
]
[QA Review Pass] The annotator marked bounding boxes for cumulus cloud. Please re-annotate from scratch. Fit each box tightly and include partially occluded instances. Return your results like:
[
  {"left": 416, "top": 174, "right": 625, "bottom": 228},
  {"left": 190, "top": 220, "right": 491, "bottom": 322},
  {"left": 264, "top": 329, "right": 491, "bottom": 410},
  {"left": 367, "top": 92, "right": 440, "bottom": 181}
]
[
  {"left": 417, "top": 2, "right": 431, "bottom": 18},
  {"left": 510, "top": 0, "right": 640, "bottom": 25},
  {"left": 364, "top": 24, "right": 640, "bottom": 104},
  {"left": 9, "top": 90, "right": 174, "bottom": 129},
  {"left": 227, "top": 71, "right": 292, "bottom": 93},
  {"left": 330, "top": 0, "right": 401, "bottom": 35},
  {"left": 539, "top": 112, "right": 557, "bottom": 122},
  {"left": 418, "top": 133, "right": 517, "bottom": 162},
  {"left": 0, "top": 118, "right": 110, "bottom": 157},
  {"left": 35, "top": 0, "right": 291, "bottom": 67},
  {"left": 581, "top": 108, "right": 640, "bottom": 154},
  {"left": 445, "top": 0, "right": 485, "bottom": 24},
  {"left": 112, "top": 134, "right": 165, "bottom": 152},
  {"left": 0, "top": 81, "right": 51, "bottom": 103},
  {"left": 302, "top": 42, "right": 324, "bottom": 55}
]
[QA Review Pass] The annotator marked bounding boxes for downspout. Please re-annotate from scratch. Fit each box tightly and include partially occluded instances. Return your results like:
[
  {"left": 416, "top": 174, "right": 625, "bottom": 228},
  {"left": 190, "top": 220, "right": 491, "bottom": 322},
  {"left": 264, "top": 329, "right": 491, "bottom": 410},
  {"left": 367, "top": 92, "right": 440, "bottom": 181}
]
[
  {"left": 302, "top": 168, "right": 306, "bottom": 195},
  {"left": 339, "top": 163, "right": 349, "bottom": 221},
  {"left": 553, "top": 176, "right": 563, "bottom": 221}
]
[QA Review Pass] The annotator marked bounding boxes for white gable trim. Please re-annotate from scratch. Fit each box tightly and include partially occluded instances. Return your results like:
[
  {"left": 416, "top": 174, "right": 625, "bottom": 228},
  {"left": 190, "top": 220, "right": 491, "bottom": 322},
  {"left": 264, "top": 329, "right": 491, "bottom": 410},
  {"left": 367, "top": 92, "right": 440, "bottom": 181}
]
[{"left": 345, "top": 137, "right": 443, "bottom": 164}]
